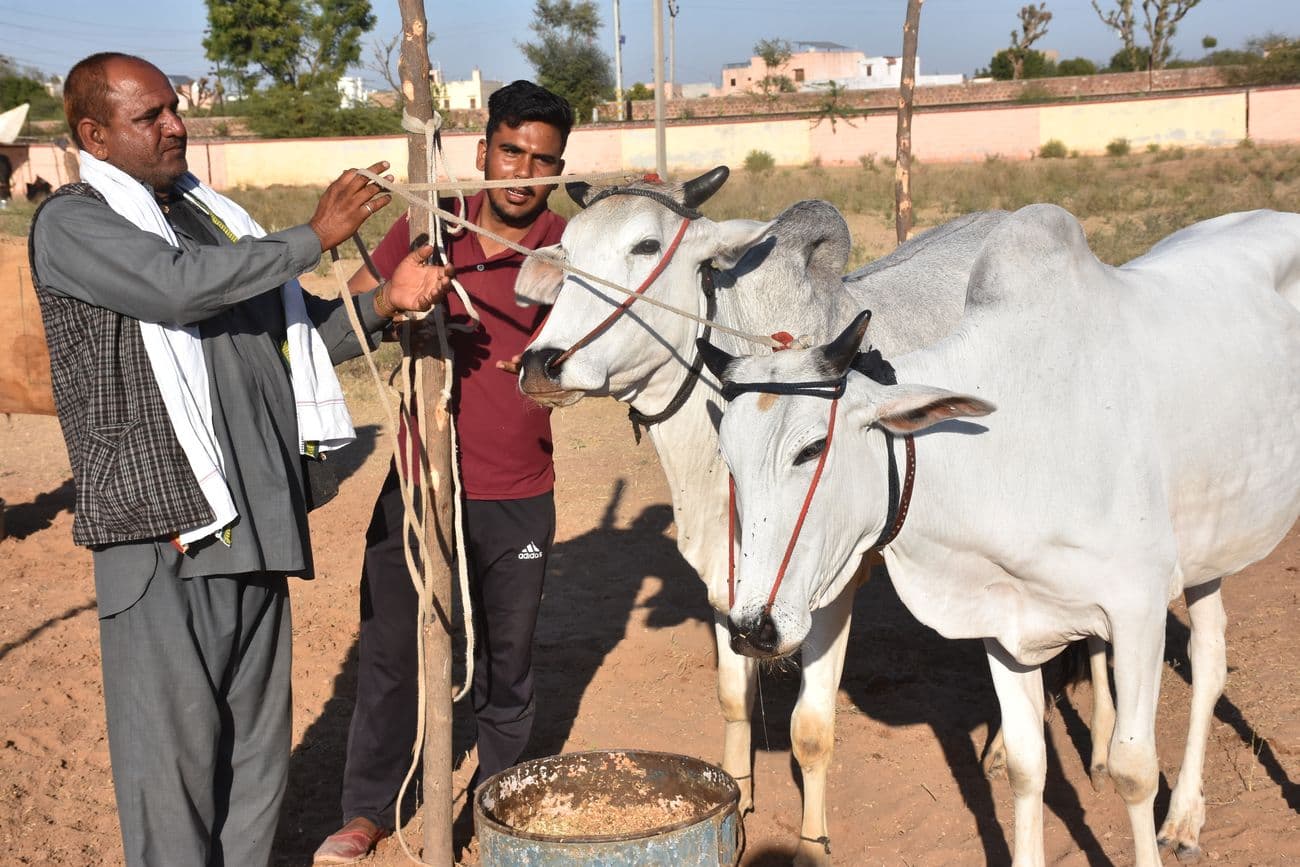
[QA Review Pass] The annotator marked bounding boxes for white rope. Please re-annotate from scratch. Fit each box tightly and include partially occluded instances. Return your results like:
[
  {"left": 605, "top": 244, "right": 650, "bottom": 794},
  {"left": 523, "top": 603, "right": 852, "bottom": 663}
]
[
  {"left": 356, "top": 168, "right": 784, "bottom": 351},
  {"left": 398, "top": 170, "right": 637, "bottom": 192}
]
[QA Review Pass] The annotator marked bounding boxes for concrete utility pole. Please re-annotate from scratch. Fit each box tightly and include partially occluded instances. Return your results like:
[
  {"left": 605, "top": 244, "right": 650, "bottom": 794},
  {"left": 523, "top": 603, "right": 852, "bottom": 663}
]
[
  {"left": 667, "top": 0, "right": 679, "bottom": 99},
  {"left": 653, "top": 0, "right": 667, "bottom": 176},
  {"left": 895, "top": 0, "right": 923, "bottom": 245},
  {"left": 613, "top": 0, "right": 624, "bottom": 116},
  {"left": 396, "top": 1, "right": 454, "bottom": 864}
]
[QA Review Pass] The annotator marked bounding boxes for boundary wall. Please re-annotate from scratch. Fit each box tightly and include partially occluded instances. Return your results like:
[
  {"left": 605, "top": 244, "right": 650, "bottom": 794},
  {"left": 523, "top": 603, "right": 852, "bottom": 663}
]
[{"left": 3, "top": 86, "right": 1297, "bottom": 193}]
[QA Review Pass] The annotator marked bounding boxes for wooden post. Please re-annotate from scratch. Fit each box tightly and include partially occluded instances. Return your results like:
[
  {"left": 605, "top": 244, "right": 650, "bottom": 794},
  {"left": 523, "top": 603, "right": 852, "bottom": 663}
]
[
  {"left": 895, "top": 0, "right": 923, "bottom": 245},
  {"left": 396, "top": 1, "right": 455, "bottom": 864},
  {"left": 652, "top": 0, "right": 667, "bottom": 177}
]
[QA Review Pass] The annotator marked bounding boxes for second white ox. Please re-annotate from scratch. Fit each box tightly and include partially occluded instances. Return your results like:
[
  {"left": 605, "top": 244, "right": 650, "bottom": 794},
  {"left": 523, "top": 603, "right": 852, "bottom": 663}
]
[
  {"left": 514, "top": 167, "right": 1011, "bottom": 863},
  {"left": 703, "top": 204, "right": 1300, "bottom": 866}
]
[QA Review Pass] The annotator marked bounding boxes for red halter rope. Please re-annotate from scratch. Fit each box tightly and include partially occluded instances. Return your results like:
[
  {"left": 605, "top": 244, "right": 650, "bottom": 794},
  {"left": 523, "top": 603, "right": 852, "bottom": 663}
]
[
  {"left": 546, "top": 216, "right": 693, "bottom": 371},
  {"left": 725, "top": 376, "right": 916, "bottom": 613}
]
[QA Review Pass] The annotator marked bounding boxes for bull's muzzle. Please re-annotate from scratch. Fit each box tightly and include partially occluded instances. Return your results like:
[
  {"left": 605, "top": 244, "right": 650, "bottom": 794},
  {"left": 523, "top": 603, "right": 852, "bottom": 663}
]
[
  {"left": 518, "top": 347, "right": 582, "bottom": 407},
  {"left": 727, "top": 610, "right": 783, "bottom": 658}
]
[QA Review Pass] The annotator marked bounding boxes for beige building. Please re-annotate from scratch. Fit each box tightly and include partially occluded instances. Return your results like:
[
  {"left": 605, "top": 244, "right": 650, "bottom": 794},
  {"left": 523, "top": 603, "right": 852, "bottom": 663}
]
[
  {"left": 431, "top": 67, "right": 503, "bottom": 111},
  {"left": 718, "top": 40, "right": 959, "bottom": 96},
  {"left": 719, "top": 41, "right": 862, "bottom": 95}
]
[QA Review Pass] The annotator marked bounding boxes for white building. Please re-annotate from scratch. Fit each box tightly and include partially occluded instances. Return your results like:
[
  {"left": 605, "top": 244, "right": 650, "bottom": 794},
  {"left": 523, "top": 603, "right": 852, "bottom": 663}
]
[
  {"left": 720, "top": 41, "right": 963, "bottom": 96},
  {"left": 431, "top": 67, "right": 503, "bottom": 111},
  {"left": 337, "top": 76, "right": 371, "bottom": 109},
  {"left": 801, "top": 55, "right": 964, "bottom": 92}
]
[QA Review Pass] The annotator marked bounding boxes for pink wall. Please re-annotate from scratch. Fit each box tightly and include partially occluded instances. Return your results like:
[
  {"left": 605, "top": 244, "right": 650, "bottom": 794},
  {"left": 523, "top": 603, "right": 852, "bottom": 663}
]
[
  {"left": 808, "top": 104, "right": 1042, "bottom": 165},
  {"left": 9, "top": 86, "right": 1297, "bottom": 193},
  {"left": 1248, "top": 87, "right": 1300, "bottom": 144}
]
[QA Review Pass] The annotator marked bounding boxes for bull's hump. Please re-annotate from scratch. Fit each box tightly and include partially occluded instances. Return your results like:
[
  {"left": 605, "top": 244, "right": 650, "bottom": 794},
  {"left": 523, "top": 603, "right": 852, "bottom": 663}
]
[{"left": 964, "top": 204, "right": 1098, "bottom": 309}]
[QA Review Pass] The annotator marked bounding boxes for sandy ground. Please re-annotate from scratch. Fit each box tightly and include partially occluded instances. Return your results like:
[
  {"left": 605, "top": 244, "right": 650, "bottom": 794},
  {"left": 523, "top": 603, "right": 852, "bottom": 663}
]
[{"left": 2, "top": 378, "right": 1299, "bottom": 866}]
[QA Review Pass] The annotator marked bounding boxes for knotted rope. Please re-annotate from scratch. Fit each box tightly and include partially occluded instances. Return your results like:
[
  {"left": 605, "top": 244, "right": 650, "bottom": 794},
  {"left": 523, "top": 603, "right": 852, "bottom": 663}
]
[
  {"left": 354, "top": 168, "right": 784, "bottom": 351},
  {"left": 335, "top": 133, "right": 789, "bottom": 862}
]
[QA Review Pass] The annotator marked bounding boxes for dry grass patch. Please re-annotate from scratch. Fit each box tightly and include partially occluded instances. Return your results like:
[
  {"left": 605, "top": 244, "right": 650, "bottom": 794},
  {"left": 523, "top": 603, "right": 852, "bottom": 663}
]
[{"left": 5, "top": 144, "right": 1297, "bottom": 269}]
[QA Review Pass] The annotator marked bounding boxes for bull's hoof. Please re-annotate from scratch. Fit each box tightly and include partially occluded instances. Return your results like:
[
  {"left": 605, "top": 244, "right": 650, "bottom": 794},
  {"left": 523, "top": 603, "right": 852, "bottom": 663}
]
[
  {"left": 793, "top": 834, "right": 832, "bottom": 867},
  {"left": 982, "top": 745, "right": 1007, "bottom": 780},
  {"left": 1089, "top": 762, "right": 1111, "bottom": 794},
  {"left": 1158, "top": 832, "right": 1203, "bottom": 862}
]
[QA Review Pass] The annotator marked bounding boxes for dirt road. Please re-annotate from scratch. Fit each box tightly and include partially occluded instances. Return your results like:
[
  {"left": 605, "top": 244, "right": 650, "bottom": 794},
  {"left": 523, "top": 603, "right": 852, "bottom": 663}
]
[{"left": 1, "top": 387, "right": 1297, "bottom": 866}]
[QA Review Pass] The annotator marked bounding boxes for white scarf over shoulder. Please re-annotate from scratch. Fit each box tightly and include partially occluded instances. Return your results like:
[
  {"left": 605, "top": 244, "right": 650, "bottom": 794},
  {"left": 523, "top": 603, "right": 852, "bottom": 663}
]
[{"left": 78, "top": 152, "right": 355, "bottom": 545}]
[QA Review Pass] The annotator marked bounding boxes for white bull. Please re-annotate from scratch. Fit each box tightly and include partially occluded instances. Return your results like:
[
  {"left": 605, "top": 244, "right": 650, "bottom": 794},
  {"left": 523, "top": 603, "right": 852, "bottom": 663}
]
[
  {"left": 514, "top": 168, "right": 1020, "bottom": 863},
  {"left": 704, "top": 204, "right": 1300, "bottom": 866}
]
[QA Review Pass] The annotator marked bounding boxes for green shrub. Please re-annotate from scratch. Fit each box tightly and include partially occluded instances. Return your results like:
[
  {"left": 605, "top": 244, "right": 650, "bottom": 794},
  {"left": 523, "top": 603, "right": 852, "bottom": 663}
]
[
  {"left": 1146, "top": 143, "right": 1162, "bottom": 153},
  {"left": 743, "top": 149, "right": 776, "bottom": 173},
  {"left": 858, "top": 153, "right": 878, "bottom": 172},
  {"left": 1056, "top": 57, "right": 1098, "bottom": 76},
  {"left": 243, "top": 86, "right": 402, "bottom": 138},
  {"left": 1106, "top": 138, "right": 1131, "bottom": 157},
  {"left": 1016, "top": 83, "right": 1056, "bottom": 104},
  {"left": 1039, "top": 139, "right": 1068, "bottom": 159}
]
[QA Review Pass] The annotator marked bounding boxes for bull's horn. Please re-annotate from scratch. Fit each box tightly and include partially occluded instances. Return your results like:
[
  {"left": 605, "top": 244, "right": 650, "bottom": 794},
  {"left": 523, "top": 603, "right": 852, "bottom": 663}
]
[
  {"left": 566, "top": 181, "right": 594, "bottom": 208},
  {"left": 681, "top": 166, "right": 730, "bottom": 209},
  {"left": 696, "top": 337, "right": 738, "bottom": 385},
  {"left": 819, "top": 310, "right": 873, "bottom": 376}
]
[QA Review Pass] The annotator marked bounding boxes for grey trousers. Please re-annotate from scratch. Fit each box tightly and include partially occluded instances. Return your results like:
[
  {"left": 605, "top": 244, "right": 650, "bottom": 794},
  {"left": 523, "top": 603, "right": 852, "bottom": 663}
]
[{"left": 95, "top": 543, "right": 292, "bottom": 867}]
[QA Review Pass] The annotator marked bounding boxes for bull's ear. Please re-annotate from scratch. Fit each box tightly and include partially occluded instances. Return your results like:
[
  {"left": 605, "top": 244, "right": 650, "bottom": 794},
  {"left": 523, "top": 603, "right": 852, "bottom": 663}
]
[
  {"left": 566, "top": 181, "right": 594, "bottom": 208},
  {"left": 696, "top": 338, "right": 738, "bottom": 384},
  {"left": 682, "top": 166, "right": 730, "bottom": 209},
  {"left": 516, "top": 245, "right": 566, "bottom": 306},
  {"left": 709, "top": 218, "right": 774, "bottom": 270},
  {"left": 852, "top": 384, "right": 996, "bottom": 434},
  {"left": 818, "top": 310, "right": 872, "bottom": 377}
]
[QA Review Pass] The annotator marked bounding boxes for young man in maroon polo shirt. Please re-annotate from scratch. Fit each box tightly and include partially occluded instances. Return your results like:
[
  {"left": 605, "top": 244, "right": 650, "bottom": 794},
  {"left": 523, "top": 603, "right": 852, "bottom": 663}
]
[{"left": 313, "top": 81, "right": 572, "bottom": 864}]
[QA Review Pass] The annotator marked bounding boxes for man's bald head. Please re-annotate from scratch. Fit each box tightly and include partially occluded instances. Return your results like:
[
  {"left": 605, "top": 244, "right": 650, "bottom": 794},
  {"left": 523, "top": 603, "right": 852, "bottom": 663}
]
[
  {"left": 65, "top": 54, "right": 189, "bottom": 192},
  {"left": 64, "top": 53, "right": 154, "bottom": 149}
]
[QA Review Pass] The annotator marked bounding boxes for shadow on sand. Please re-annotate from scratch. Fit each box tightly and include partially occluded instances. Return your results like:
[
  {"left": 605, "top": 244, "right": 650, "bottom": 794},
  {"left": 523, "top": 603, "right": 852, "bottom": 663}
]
[{"left": 273, "top": 476, "right": 1294, "bottom": 865}]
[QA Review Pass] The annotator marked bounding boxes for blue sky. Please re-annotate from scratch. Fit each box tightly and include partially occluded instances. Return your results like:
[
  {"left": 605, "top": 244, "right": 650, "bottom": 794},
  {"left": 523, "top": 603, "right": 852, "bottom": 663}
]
[{"left": 1, "top": 0, "right": 1292, "bottom": 89}]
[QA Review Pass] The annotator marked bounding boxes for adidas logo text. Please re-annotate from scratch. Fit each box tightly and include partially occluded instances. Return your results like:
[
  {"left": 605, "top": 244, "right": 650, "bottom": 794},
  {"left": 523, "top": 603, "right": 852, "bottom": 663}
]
[{"left": 518, "top": 541, "right": 543, "bottom": 560}]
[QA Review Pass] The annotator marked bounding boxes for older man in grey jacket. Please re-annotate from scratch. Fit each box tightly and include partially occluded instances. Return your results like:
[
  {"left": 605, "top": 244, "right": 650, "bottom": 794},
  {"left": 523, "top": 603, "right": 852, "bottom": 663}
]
[{"left": 29, "top": 52, "right": 452, "bottom": 867}]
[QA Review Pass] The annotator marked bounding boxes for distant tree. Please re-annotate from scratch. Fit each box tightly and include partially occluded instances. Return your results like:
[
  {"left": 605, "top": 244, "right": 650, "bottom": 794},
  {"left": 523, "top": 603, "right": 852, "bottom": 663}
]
[
  {"left": 367, "top": 34, "right": 402, "bottom": 94},
  {"left": 1093, "top": 0, "right": 1202, "bottom": 71},
  {"left": 810, "top": 81, "right": 858, "bottom": 133},
  {"left": 204, "top": 0, "right": 377, "bottom": 91},
  {"left": 1056, "top": 57, "right": 1099, "bottom": 76},
  {"left": 1143, "top": 0, "right": 1202, "bottom": 69},
  {"left": 243, "top": 83, "right": 400, "bottom": 137},
  {"left": 1201, "top": 35, "right": 1217, "bottom": 50},
  {"left": 1203, "top": 49, "right": 1259, "bottom": 67},
  {"left": 0, "top": 56, "right": 63, "bottom": 121},
  {"left": 1224, "top": 34, "right": 1300, "bottom": 85},
  {"left": 366, "top": 31, "right": 435, "bottom": 104},
  {"left": 1092, "top": 0, "right": 1139, "bottom": 72},
  {"left": 754, "top": 38, "right": 793, "bottom": 95},
  {"left": 625, "top": 82, "right": 653, "bottom": 101},
  {"left": 987, "top": 48, "right": 1056, "bottom": 79},
  {"left": 1008, "top": 3, "right": 1052, "bottom": 80},
  {"left": 520, "top": 0, "right": 613, "bottom": 122},
  {"left": 1106, "top": 44, "right": 1152, "bottom": 71}
]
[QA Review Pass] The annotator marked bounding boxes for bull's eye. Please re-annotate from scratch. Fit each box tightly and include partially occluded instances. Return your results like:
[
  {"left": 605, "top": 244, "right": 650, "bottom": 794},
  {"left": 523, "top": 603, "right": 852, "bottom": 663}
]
[
  {"left": 794, "top": 439, "right": 826, "bottom": 466},
  {"left": 632, "top": 238, "right": 662, "bottom": 255}
]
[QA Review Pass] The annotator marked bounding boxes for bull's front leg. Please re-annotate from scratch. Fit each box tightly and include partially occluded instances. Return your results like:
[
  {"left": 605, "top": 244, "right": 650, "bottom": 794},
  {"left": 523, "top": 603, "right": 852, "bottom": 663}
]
[
  {"left": 791, "top": 585, "right": 855, "bottom": 867},
  {"left": 714, "top": 612, "right": 757, "bottom": 814},
  {"left": 984, "top": 640, "right": 1048, "bottom": 867}
]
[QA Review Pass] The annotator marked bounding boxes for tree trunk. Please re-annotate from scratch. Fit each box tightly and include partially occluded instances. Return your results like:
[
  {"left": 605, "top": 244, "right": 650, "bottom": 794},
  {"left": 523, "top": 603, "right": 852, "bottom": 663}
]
[
  {"left": 895, "top": 0, "right": 924, "bottom": 245},
  {"left": 396, "top": 1, "right": 454, "bottom": 864}
]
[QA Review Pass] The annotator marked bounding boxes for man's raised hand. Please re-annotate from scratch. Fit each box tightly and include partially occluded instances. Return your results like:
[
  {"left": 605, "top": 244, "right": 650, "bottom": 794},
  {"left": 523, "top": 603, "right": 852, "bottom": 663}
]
[
  {"left": 309, "top": 161, "right": 392, "bottom": 252},
  {"left": 382, "top": 244, "right": 454, "bottom": 315}
]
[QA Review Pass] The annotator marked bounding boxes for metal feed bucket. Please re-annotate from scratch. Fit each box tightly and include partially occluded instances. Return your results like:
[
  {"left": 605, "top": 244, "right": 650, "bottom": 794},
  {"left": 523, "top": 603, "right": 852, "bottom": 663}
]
[{"left": 475, "top": 749, "right": 742, "bottom": 866}]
